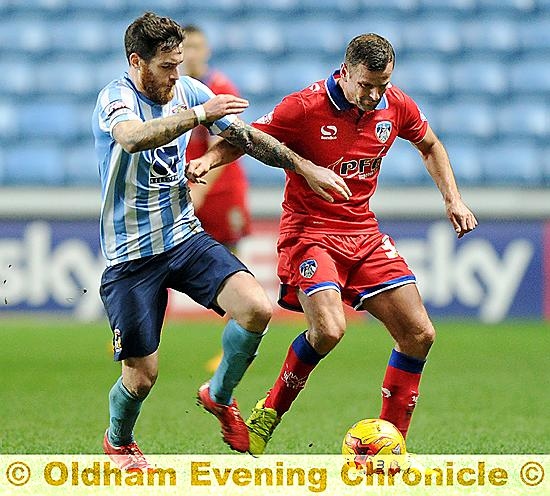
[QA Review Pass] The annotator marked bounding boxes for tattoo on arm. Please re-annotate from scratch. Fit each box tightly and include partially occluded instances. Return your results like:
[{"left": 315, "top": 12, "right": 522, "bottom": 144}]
[
  {"left": 222, "top": 120, "right": 299, "bottom": 171},
  {"left": 117, "top": 111, "right": 198, "bottom": 153}
]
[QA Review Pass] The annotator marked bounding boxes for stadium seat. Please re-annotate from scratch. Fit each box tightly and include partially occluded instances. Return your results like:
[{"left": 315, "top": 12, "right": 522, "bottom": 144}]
[
  {"left": 242, "top": 0, "right": 300, "bottom": 12},
  {"left": 0, "top": 16, "right": 52, "bottom": 55},
  {"left": 359, "top": 0, "right": 418, "bottom": 14},
  {"left": 518, "top": 17, "right": 550, "bottom": 51},
  {"left": 444, "top": 139, "right": 484, "bottom": 184},
  {"left": 460, "top": 17, "right": 520, "bottom": 53},
  {"left": 476, "top": 0, "right": 537, "bottom": 14},
  {"left": 0, "top": 59, "right": 36, "bottom": 96},
  {"left": 284, "top": 19, "right": 348, "bottom": 56},
  {"left": 215, "top": 57, "right": 272, "bottom": 97},
  {"left": 497, "top": 100, "right": 550, "bottom": 139},
  {"left": 179, "top": 0, "right": 245, "bottom": 13},
  {"left": 64, "top": 141, "right": 101, "bottom": 185},
  {"left": 437, "top": 100, "right": 496, "bottom": 139},
  {"left": 481, "top": 141, "right": 542, "bottom": 185},
  {"left": 417, "top": 0, "right": 476, "bottom": 14},
  {"left": 298, "top": 0, "right": 360, "bottom": 13},
  {"left": 50, "top": 19, "right": 111, "bottom": 55},
  {"left": 341, "top": 18, "right": 405, "bottom": 55},
  {"left": 510, "top": 57, "right": 550, "bottom": 95},
  {"left": 271, "top": 57, "right": 328, "bottom": 96},
  {"left": 0, "top": 149, "right": 5, "bottom": 183},
  {"left": 451, "top": 58, "right": 509, "bottom": 96},
  {"left": 378, "top": 138, "right": 430, "bottom": 185},
  {"left": 0, "top": 101, "right": 18, "bottom": 140},
  {"left": 4, "top": 143, "right": 65, "bottom": 185},
  {"left": 392, "top": 57, "right": 450, "bottom": 98},
  {"left": 403, "top": 18, "right": 462, "bottom": 55},
  {"left": 16, "top": 102, "right": 81, "bottom": 140},
  {"left": 37, "top": 59, "right": 98, "bottom": 97}
]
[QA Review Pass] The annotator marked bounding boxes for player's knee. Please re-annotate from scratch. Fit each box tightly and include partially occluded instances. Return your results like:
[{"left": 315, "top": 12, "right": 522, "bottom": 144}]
[
  {"left": 402, "top": 323, "right": 435, "bottom": 358},
  {"left": 239, "top": 293, "right": 272, "bottom": 331},
  {"left": 421, "top": 325, "right": 436, "bottom": 348},
  {"left": 128, "top": 371, "right": 158, "bottom": 400},
  {"left": 312, "top": 316, "right": 346, "bottom": 353}
]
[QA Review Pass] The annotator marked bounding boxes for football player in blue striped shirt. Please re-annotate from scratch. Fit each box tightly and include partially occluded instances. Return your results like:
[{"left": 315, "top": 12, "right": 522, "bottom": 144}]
[{"left": 92, "top": 12, "right": 350, "bottom": 468}]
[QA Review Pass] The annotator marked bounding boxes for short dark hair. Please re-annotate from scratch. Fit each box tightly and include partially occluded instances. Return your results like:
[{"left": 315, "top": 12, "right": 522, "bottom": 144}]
[
  {"left": 345, "top": 33, "right": 395, "bottom": 71},
  {"left": 124, "top": 12, "right": 185, "bottom": 62}
]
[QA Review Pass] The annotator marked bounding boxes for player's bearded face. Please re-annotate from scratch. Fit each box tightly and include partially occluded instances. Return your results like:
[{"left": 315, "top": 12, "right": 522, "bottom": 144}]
[
  {"left": 342, "top": 62, "right": 393, "bottom": 111},
  {"left": 140, "top": 62, "right": 176, "bottom": 105},
  {"left": 138, "top": 46, "right": 183, "bottom": 105}
]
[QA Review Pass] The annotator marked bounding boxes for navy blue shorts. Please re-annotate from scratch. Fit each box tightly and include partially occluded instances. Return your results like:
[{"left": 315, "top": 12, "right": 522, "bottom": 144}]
[{"left": 99, "top": 232, "right": 250, "bottom": 361}]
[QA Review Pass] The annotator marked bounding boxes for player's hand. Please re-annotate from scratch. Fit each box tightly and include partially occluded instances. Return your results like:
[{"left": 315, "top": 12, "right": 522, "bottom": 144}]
[
  {"left": 297, "top": 161, "right": 352, "bottom": 203},
  {"left": 202, "top": 94, "right": 249, "bottom": 122},
  {"left": 446, "top": 198, "right": 478, "bottom": 238},
  {"left": 185, "top": 159, "right": 213, "bottom": 184}
]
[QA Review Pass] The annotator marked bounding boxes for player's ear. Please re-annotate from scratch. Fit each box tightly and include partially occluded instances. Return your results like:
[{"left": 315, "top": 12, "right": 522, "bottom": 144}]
[
  {"left": 340, "top": 62, "right": 348, "bottom": 80},
  {"left": 129, "top": 52, "right": 141, "bottom": 69}
]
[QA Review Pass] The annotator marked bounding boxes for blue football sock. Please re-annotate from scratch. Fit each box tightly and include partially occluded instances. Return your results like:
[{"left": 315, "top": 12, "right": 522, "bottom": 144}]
[
  {"left": 209, "top": 319, "right": 266, "bottom": 405},
  {"left": 107, "top": 377, "right": 143, "bottom": 446}
]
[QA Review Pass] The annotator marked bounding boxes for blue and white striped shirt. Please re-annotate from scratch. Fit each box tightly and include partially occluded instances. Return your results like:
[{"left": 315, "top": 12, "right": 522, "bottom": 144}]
[{"left": 92, "top": 73, "right": 236, "bottom": 266}]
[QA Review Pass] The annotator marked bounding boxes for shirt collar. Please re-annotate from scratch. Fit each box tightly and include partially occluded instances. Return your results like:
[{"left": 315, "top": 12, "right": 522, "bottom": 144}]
[{"left": 325, "top": 69, "right": 389, "bottom": 111}]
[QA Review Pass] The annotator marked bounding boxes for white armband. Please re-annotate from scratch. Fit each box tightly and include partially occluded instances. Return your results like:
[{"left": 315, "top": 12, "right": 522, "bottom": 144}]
[{"left": 192, "top": 105, "right": 207, "bottom": 124}]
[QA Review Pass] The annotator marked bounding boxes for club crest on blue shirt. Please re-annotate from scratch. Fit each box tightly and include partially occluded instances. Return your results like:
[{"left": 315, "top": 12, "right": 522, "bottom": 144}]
[
  {"left": 299, "top": 259, "right": 318, "bottom": 279},
  {"left": 375, "top": 121, "right": 392, "bottom": 143}
]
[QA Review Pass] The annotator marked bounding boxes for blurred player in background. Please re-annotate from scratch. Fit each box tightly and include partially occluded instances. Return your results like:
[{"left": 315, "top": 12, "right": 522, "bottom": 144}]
[
  {"left": 187, "top": 33, "right": 478, "bottom": 454},
  {"left": 181, "top": 24, "right": 251, "bottom": 253},
  {"left": 93, "top": 12, "right": 350, "bottom": 469}
]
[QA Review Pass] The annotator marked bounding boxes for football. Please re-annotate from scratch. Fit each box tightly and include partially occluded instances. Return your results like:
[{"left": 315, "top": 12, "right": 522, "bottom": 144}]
[{"left": 342, "top": 418, "right": 407, "bottom": 472}]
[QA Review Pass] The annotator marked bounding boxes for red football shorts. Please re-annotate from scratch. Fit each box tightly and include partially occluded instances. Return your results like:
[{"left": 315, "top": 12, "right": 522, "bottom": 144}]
[{"left": 277, "top": 230, "right": 416, "bottom": 312}]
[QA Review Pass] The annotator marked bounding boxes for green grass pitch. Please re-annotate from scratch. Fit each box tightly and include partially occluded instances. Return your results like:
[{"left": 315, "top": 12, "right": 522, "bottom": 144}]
[{"left": 1, "top": 317, "right": 549, "bottom": 454}]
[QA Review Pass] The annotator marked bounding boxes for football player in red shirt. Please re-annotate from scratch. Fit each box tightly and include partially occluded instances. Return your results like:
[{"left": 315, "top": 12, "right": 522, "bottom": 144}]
[
  {"left": 187, "top": 33, "right": 478, "bottom": 454},
  {"left": 181, "top": 25, "right": 251, "bottom": 252}
]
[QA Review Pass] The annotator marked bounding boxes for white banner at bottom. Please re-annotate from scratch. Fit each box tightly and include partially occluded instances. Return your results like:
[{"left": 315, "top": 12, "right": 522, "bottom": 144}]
[{"left": 1, "top": 455, "right": 548, "bottom": 495}]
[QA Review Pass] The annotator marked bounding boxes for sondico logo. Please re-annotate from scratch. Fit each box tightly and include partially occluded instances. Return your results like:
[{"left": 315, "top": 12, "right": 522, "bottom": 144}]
[{"left": 321, "top": 125, "right": 338, "bottom": 140}]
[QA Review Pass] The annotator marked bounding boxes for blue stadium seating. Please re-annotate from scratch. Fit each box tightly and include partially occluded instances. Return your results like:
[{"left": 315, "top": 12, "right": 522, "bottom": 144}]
[
  {"left": 444, "top": 139, "right": 484, "bottom": 185},
  {"left": 4, "top": 144, "right": 65, "bottom": 185},
  {"left": 518, "top": 17, "right": 550, "bottom": 51},
  {"left": 0, "top": 2, "right": 549, "bottom": 187},
  {"left": 482, "top": 141, "right": 542, "bottom": 185},
  {"left": 460, "top": 17, "right": 520, "bottom": 54},
  {"left": 0, "top": 149, "right": 4, "bottom": 183},
  {"left": 497, "top": 99, "right": 550, "bottom": 139},
  {"left": 393, "top": 57, "right": 450, "bottom": 97},
  {"left": 450, "top": 58, "right": 509, "bottom": 96},
  {"left": 379, "top": 138, "right": 430, "bottom": 185},
  {"left": 438, "top": 101, "right": 496, "bottom": 140},
  {"left": 510, "top": 57, "right": 550, "bottom": 94},
  {"left": 64, "top": 141, "right": 101, "bottom": 185}
]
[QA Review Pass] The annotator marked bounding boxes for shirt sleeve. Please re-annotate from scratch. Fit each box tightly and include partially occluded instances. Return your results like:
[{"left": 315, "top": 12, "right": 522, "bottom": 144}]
[
  {"left": 98, "top": 84, "right": 142, "bottom": 137},
  {"left": 397, "top": 91, "right": 429, "bottom": 144},
  {"left": 182, "top": 76, "right": 237, "bottom": 135},
  {"left": 251, "top": 93, "right": 306, "bottom": 145}
]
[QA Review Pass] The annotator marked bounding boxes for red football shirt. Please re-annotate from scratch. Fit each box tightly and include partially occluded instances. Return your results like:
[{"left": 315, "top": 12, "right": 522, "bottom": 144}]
[{"left": 252, "top": 70, "right": 428, "bottom": 235}]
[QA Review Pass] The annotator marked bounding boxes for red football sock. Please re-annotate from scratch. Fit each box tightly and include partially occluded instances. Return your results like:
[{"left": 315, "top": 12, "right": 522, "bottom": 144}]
[
  {"left": 265, "top": 331, "right": 325, "bottom": 416},
  {"left": 379, "top": 349, "right": 425, "bottom": 439}
]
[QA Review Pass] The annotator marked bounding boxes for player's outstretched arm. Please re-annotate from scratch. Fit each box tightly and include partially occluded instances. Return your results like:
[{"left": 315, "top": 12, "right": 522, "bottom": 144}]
[
  {"left": 414, "top": 125, "right": 478, "bottom": 238},
  {"left": 187, "top": 119, "right": 351, "bottom": 202},
  {"left": 112, "top": 94, "right": 249, "bottom": 153}
]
